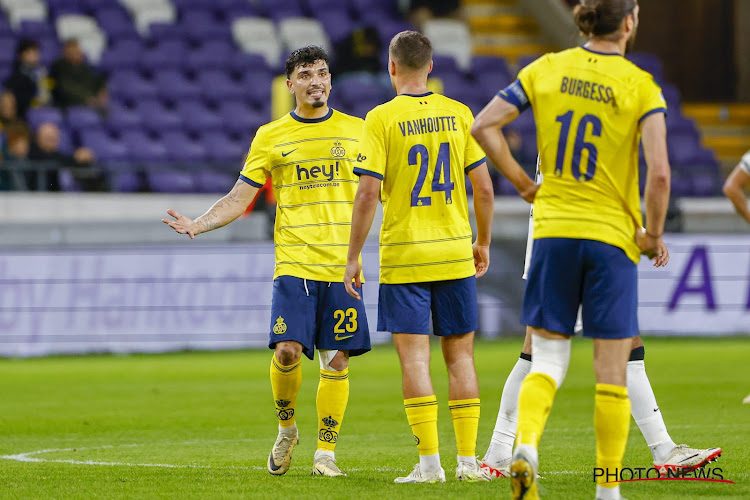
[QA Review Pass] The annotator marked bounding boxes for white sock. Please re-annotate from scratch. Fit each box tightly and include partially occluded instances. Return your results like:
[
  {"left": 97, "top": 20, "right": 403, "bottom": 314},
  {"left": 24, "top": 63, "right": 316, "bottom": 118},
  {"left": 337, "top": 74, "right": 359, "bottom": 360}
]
[
  {"left": 419, "top": 453, "right": 441, "bottom": 473},
  {"left": 529, "top": 334, "right": 571, "bottom": 388},
  {"left": 457, "top": 454, "right": 475, "bottom": 466},
  {"left": 595, "top": 484, "right": 620, "bottom": 500},
  {"left": 484, "top": 355, "right": 531, "bottom": 466},
  {"left": 314, "top": 449, "right": 334, "bottom": 461},
  {"left": 627, "top": 360, "right": 676, "bottom": 462},
  {"left": 278, "top": 423, "right": 297, "bottom": 435}
]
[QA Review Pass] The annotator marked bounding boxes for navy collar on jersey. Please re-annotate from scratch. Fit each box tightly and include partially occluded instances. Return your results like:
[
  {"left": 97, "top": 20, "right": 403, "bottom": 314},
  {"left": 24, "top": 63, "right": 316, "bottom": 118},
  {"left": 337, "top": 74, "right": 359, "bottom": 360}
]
[
  {"left": 290, "top": 108, "right": 333, "bottom": 123},
  {"left": 401, "top": 92, "right": 433, "bottom": 97},
  {"left": 581, "top": 46, "right": 622, "bottom": 56}
]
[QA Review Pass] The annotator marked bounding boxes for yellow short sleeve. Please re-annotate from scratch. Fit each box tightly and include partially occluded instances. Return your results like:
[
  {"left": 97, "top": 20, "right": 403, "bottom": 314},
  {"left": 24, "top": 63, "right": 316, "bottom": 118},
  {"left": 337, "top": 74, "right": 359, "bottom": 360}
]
[
  {"left": 353, "top": 108, "right": 386, "bottom": 180},
  {"left": 638, "top": 77, "right": 668, "bottom": 124},
  {"left": 239, "top": 129, "right": 270, "bottom": 187}
]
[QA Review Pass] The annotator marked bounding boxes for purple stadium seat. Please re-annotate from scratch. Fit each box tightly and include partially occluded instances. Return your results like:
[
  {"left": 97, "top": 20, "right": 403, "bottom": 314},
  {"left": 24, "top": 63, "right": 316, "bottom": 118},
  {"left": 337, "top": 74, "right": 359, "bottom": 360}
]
[
  {"left": 193, "top": 171, "right": 237, "bottom": 193},
  {"left": 316, "top": 11, "right": 354, "bottom": 44},
  {"left": 27, "top": 107, "right": 64, "bottom": 130},
  {"left": 106, "top": 102, "right": 144, "bottom": 132},
  {"left": 98, "top": 39, "right": 144, "bottom": 72},
  {"left": 471, "top": 56, "right": 512, "bottom": 77},
  {"left": 95, "top": 7, "right": 138, "bottom": 40},
  {"left": 353, "top": 0, "right": 399, "bottom": 22},
  {"left": 431, "top": 55, "right": 461, "bottom": 77},
  {"left": 240, "top": 71, "right": 273, "bottom": 108},
  {"left": 120, "top": 131, "right": 169, "bottom": 163},
  {"left": 147, "top": 170, "right": 197, "bottom": 193},
  {"left": 38, "top": 38, "right": 62, "bottom": 66},
  {"left": 520, "top": 131, "right": 538, "bottom": 164},
  {"left": 140, "top": 41, "right": 189, "bottom": 71},
  {"left": 185, "top": 41, "right": 235, "bottom": 71},
  {"left": 308, "top": 0, "right": 350, "bottom": 16},
  {"left": 661, "top": 83, "right": 682, "bottom": 109},
  {"left": 153, "top": 70, "right": 202, "bottom": 101},
  {"left": 175, "top": 101, "right": 224, "bottom": 134},
  {"left": 57, "top": 126, "right": 74, "bottom": 155},
  {"left": 147, "top": 23, "right": 184, "bottom": 42},
  {"left": 668, "top": 132, "right": 702, "bottom": 166},
  {"left": 436, "top": 73, "right": 473, "bottom": 100},
  {"left": 0, "top": 37, "right": 17, "bottom": 66},
  {"left": 670, "top": 170, "right": 692, "bottom": 197},
  {"left": 335, "top": 75, "right": 389, "bottom": 107},
  {"left": 199, "top": 131, "right": 246, "bottom": 163},
  {"left": 66, "top": 106, "right": 101, "bottom": 131},
  {"left": 197, "top": 70, "right": 246, "bottom": 102},
  {"left": 216, "top": 99, "right": 267, "bottom": 135},
  {"left": 134, "top": 99, "right": 183, "bottom": 133},
  {"left": 181, "top": 10, "right": 229, "bottom": 42},
  {"left": 228, "top": 52, "right": 269, "bottom": 77},
  {"left": 0, "top": 15, "right": 12, "bottom": 36},
  {"left": 108, "top": 70, "right": 159, "bottom": 101},
  {"left": 374, "top": 19, "right": 414, "bottom": 46},
  {"left": 510, "top": 109, "right": 536, "bottom": 134},
  {"left": 79, "top": 129, "right": 129, "bottom": 162},
  {"left": 162, "top": 131, "right": 209, "bottom": 163},
  {"left": 258, "top": 0, "right": 304, "bottom": 21},
  {"left": 19, "top": 21, "right": 55, "bottom": 40}
]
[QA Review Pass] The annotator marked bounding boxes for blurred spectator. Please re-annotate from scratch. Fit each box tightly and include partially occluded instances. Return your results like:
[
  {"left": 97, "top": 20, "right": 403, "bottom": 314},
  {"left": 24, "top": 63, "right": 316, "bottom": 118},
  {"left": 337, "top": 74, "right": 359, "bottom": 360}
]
[
  {"left": 28, "top": 122, "right": 107, "bottom": 191},
  {"left": 50, "top": 39, "right": 108, "bottom": 112},
  {"left": 409, "top": 0, "right": 462, "bottom": 29},
  {"left": 333, "top": 26, "right": 382, "bottom": 77},
  {"left": 3, "top": 39, "right": 51, "bottom": 120},
  {"left": 0, "top": 120, "right": 31, "bottom": 190},
  {"left": 0, "top": 92, "right": 17, "bottom": 126}
]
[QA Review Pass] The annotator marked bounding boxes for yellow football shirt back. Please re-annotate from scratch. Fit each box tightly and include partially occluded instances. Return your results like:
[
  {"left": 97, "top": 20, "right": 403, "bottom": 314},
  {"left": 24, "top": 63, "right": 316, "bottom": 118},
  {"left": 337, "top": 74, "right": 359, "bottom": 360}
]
[
  {"left": 240, "top": 109, "right": 364, "bottom": 281},
  {"left": 503, "top": 47, "right": 666, "bottom": 263},
  {"left": 355, "top": 92, "right": 486, "bottom": 284}
]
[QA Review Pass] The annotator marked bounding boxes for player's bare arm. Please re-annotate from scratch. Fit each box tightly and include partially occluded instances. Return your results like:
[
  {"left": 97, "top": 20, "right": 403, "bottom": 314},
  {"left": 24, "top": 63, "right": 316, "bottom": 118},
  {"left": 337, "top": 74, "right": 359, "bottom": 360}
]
[
  {"left": 344, "top": 175, "right": 381, "bottom": 299},
  {"left": 638, "top": 111, "right": 671, "bottom": 259},
  {"left": 471, "top": 97, "right": 537, "bottom": 203},
  {"left": 162, "top": 179, "right": 259, "bottom": 239},
  {"left": 722, "top": 163, "right": 750, "bottom": 224},
  {"left": 467, "top": 163, "right": 493, "bottom": 278}
]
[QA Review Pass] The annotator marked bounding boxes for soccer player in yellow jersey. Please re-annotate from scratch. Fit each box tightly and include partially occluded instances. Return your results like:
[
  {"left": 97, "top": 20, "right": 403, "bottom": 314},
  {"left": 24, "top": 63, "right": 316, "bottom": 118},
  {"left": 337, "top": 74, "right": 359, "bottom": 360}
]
[
  {"left": 162, "top": 46, "right": 370, "bottom": 478},
  {"left": 472, "top": 1, "right": 671, "bottom": 498},
  {"left": 344, "top": 31, "right": 496, "bottom": 484}
]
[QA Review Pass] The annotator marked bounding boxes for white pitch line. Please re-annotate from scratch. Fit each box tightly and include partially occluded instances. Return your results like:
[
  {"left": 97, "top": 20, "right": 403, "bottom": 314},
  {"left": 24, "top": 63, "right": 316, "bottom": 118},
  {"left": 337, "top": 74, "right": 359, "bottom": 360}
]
[{"left": 0, "top": 443, "right": 407, "bottom": 473}]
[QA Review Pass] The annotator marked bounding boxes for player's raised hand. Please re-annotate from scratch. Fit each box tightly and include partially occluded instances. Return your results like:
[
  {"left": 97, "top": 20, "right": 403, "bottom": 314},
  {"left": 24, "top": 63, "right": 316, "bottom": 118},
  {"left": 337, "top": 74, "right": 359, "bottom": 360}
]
[
  {"left": 472, "top": 240, "right": 490, "bottom": 278},
  {"left": 162, "top": 209, "right": 198, "bottom": 239},
  {"left": 344, "top": 259, "right": 362, "bottom": 300}
]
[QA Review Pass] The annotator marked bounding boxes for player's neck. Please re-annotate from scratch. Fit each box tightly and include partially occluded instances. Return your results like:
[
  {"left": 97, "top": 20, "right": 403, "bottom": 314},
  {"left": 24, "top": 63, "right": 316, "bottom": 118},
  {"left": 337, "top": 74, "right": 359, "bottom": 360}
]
[
  {"left": 294, "top": 104, "right": 330, "bottom": 120},
  {"left": 395, "top": 79, "right": 429, "bottom": 96},
  {"left": 584, "top": 39, "right": 625, "bottom": 56}
]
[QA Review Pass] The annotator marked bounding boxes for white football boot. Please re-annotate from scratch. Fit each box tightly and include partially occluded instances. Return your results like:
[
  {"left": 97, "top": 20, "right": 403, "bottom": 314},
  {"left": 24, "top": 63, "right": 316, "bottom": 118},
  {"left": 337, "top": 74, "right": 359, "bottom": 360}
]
[
  {"left": 654, "top": 444, "right": 722, "bottom": 475},
  {"left": 394, "top": 464, "right": 446, "bottom": 484},
  {"left": 267, "top": 427, "right": 299, "bottom": 475},
  {"left": 312, "top": 455, "right": 346, "bottom": 477},
  {"left": 456, "top": 459, "right": 492, "bottom": 481}
]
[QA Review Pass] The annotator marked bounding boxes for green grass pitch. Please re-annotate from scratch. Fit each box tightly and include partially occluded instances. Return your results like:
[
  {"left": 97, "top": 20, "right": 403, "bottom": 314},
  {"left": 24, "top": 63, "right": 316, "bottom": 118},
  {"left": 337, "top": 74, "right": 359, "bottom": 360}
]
[{"left": 1, "top": 337, "right": 748, "bottom": 499}]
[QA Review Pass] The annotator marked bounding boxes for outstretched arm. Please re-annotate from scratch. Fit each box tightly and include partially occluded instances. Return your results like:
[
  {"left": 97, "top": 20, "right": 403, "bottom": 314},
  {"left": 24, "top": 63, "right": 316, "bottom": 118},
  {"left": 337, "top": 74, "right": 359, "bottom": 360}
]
[
  {"left": 471, "top": 96, "right": 537, "bottom": 202},
  {"left": 162, "top": 179, "right": 260, "bottom": 238},
  {"left": 723, "top": 163, "right": 750, "bottom": 224},
  {"left": 344, "top": 175, "right": 381, "bottom": 299}
]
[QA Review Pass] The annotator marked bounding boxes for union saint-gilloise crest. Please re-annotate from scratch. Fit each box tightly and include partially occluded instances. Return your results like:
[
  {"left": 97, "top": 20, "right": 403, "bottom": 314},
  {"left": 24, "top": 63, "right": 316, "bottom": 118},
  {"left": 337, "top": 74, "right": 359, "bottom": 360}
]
[
  {"left": 330, "top": 140, "right": 346, "bottom": 157},
  {"left": 273, "top": 316, "right": 287, "bottom": 335},
  {"left": 322, "top": 415, "right": 339, "bottom": 428}
]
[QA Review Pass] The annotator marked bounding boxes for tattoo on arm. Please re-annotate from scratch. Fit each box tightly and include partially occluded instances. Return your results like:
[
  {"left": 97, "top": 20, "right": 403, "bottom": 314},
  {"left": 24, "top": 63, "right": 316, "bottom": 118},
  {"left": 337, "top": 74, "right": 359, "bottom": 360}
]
[{"left": 196, "top": 180, "right": 246, "bottom": 233}]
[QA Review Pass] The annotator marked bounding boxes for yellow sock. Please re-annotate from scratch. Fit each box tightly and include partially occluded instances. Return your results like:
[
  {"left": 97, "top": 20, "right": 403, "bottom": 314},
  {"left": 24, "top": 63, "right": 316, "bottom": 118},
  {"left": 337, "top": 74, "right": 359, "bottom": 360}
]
[
  {"left": 449, "top": 398, "right": 481, "bottom": 457},
  {"left": 595, "top": 383, "right": 631, "bottom": 489},
  {"left": 270, "top": 354, "right": 302, "bottom": 428},
  {"left": 404, "top": 395, "right": 439, "bottom": 455},
  {"left": 316, "top": 367, "right": 350, "bottom": 451},
  {"left": 516, "top": 372, "right": 557, "bottom": 447}
]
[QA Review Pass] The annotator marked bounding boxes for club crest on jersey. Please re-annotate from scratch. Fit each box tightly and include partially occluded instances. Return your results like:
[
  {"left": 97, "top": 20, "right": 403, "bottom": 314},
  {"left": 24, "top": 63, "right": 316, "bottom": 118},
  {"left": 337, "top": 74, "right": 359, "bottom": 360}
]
[
  {"left": 273, "top": 316, "right": 287, "bottom": 335},
  {"left": 330, "top": 140, "right": 346, "bottom": 157}
]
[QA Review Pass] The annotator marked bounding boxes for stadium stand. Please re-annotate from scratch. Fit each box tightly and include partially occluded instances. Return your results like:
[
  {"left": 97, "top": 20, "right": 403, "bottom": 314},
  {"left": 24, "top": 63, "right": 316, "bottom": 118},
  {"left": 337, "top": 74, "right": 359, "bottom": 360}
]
[{"left": 0, "top": 0, "right": 728, "bottom": 195}]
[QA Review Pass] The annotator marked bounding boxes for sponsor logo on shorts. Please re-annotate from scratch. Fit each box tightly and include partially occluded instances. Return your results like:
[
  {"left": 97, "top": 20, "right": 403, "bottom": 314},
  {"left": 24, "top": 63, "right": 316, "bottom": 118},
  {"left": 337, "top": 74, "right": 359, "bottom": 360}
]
[{"left": 273, "top": 316, "right": 287, "bottom": 335}]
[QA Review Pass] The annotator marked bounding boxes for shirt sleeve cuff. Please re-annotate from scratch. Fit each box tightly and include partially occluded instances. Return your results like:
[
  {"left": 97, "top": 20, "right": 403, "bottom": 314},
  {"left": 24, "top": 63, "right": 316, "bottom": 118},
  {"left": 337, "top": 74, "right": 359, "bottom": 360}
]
[
  {"left": 464, "top": 157, "right": 486, "bottom": 173},
  {"left": 239, "top": 174, "right": 264, "bottom": 188},
  {"left": 353, "top": 167, "right": 383, "bottom": 180},
  {"left": 638, "top": 107, "right": 667, "bottom": 125}
]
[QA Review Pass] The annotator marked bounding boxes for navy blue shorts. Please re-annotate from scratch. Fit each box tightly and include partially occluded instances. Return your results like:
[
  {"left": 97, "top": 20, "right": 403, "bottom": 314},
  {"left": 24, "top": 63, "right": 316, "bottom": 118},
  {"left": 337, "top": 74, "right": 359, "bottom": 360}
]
[
  {"left": 377, "top": 276, "right": 478, "bottom": 335},
  {"left": 269, "top": 276, "right": 371, "bottom": 360},
  {"left": 521, "top": 238, "right": 638, "bottom": 339}
]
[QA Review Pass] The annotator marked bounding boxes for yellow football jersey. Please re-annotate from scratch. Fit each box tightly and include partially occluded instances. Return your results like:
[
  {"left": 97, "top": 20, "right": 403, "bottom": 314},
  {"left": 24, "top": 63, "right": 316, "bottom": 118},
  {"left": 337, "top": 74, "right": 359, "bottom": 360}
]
[
  {"left": 355, "top": 92, "right": 486, "bottom": 284},
  {"left": 500, "top": 47, "right": 666, "bottom": 263},
  {"left": 240, "top": 109, "right": 364, "bottom": 281}
]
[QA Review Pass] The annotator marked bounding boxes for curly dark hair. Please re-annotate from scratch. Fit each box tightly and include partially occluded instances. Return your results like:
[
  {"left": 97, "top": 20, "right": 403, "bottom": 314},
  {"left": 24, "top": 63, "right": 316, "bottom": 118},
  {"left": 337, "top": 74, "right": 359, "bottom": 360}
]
[{"left": 285, "top": 45, "right": 330, "bottom": 79}]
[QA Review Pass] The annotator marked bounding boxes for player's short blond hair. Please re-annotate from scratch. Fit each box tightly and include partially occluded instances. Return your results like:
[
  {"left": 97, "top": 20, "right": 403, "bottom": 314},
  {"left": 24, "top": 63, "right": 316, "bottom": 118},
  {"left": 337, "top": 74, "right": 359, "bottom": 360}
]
[{"left": 389, "top": 31, "right": 432, "bottom": 71}]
